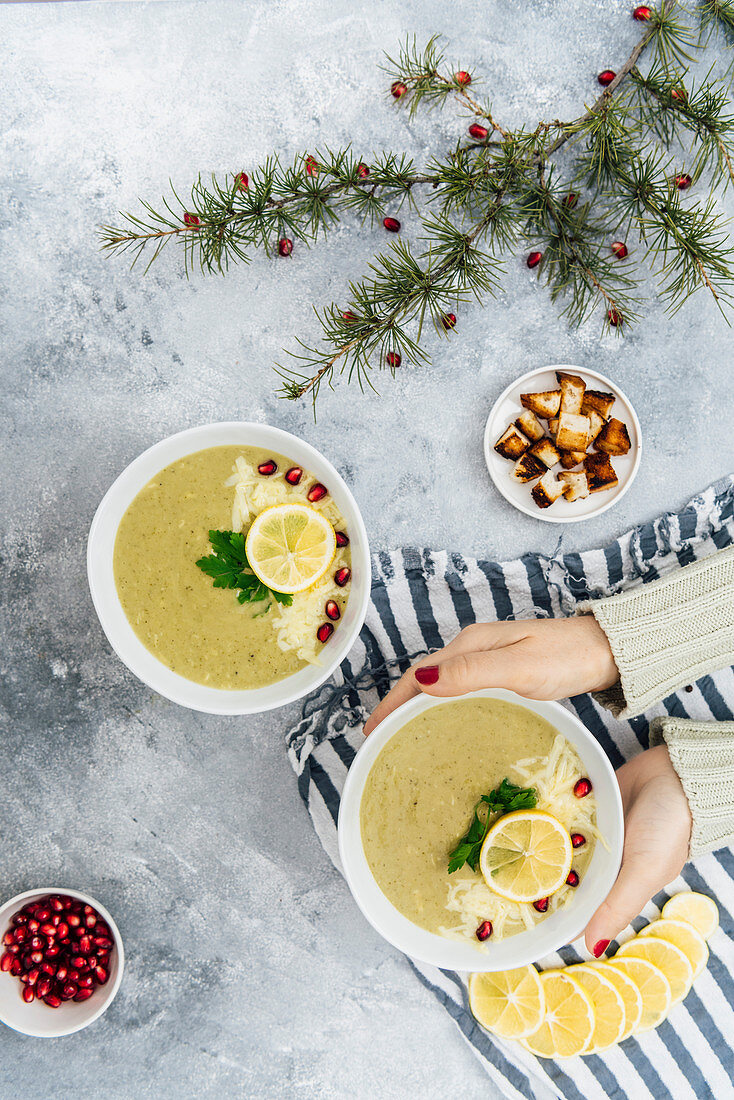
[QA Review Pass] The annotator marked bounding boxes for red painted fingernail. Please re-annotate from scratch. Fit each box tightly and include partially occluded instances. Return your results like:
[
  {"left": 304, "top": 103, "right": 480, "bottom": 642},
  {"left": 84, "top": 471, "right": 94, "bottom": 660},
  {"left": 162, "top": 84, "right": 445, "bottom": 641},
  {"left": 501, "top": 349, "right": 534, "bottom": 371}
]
[
  {"left": 592, "top": 939, "right": 610, "bottom": 958},
  {"left": 414, "top": 665, "right": 439, "bottom": 686}
]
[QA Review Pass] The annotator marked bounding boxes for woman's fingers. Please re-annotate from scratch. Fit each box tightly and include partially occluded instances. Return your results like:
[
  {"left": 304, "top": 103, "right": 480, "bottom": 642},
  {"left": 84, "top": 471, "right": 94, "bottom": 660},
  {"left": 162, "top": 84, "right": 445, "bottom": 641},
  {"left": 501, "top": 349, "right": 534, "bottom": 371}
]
[{"left": 362, "top": 635, "right": 530, "bottom": 736}]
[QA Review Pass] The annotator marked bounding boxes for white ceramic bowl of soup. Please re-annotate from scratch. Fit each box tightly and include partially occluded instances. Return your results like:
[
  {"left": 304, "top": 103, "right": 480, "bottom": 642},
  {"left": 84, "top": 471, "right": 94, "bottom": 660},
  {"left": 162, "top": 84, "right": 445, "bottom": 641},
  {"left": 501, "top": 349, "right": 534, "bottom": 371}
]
[
  {"left": 338, "top": 688, "right": 623, "bottom": 972},
  {"left": 0, "top": 888, "right": 124, "bottom": 1038},
  {"left": 87, "top": 422, "right": 370, "bottom": 714}
]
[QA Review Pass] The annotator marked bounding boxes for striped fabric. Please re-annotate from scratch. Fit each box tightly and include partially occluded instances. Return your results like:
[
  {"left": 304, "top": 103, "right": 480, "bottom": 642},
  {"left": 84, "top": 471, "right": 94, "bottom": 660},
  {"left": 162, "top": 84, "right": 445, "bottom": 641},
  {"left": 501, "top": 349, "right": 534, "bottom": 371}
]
[{"left": 286, "top": 475, "right": 734, "bottom": 1100}]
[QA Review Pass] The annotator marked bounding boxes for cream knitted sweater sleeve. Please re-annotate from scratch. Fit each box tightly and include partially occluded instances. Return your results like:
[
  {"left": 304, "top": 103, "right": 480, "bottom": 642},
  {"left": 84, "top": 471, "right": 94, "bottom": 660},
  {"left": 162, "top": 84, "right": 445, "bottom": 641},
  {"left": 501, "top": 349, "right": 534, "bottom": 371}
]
[
  {"left": 579, "top": 544, "right": 734, "bottom": 858},
  {"left": 580, "top": 545, "right": 734, "bottom": 719}
]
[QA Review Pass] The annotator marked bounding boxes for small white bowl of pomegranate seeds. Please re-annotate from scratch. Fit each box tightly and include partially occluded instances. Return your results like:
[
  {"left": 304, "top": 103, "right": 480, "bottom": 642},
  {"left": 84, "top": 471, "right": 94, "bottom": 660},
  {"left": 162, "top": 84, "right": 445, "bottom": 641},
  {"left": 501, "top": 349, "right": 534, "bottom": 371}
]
[{"left": 0, "top": 890, "right": 124, "bottom": 1037}]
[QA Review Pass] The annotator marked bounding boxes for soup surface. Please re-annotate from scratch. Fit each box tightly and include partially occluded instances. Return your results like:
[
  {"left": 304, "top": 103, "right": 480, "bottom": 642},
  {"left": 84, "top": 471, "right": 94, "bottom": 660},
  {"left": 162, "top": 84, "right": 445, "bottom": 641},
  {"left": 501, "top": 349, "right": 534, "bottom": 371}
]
[
  {"left": 360, "top": 697, "right": 595, "bottom": 939},
  {"left": 114, "top": 445, "right": 306, "bottom": 689}
]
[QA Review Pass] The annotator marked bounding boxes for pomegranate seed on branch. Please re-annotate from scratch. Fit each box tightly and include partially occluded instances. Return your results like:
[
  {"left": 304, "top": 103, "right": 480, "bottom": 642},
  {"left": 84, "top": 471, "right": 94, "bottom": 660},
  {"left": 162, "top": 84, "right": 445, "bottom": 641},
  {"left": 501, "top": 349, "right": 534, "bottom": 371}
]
[
  {"left": 278, "top": 237, "right": 293, "bottom": 257},
  {"left": 391, "top": 80, "right": 408, "bottom": 99},
  {"left": 607, "top": 309, "right": 623, "bottom": 327},
  {"left": 475, "top": 920, "right": 493, "bottom": 941},
  {"left": 574, "top": 777, "right": 592, "bottom": 797},
  {"left": 386, "top": 351, "right": 401, "bottom": 368},
  {"left": 633, "top": 5, "right": 652, "bottom": 20},
  {"left": 317, "top": 622, "right": 334, "bottom": 644},
  {"left": 598, "top": 70, "right": 616, "bottom": 87},
  {"left": 305, "top": 155, "right": 319, "bottom": 176},
  {"left": 455, "top": 70, "right": 471, "bottom": 86},
  {"left": 566, "top": 870, "right": 580, "bottom": 887},
  {"left": 441, "top": 312, "right": 457, "bottom": 330},
  {"left": 284, "top": 466, "right": 303, "bottom": 485},
  {"left": 526, "top": 250, "right": 542, "bottom": 269},
  {"left": 236, "top": 172, "right": 249, "bottom": 191},
  {"left": 183, "top": 213, "right": 200, "bottom": 228},
  {"left": 562, "top": 193, "right": 578, "bottom": 208},
  {"left": 675, "top": 173, "right": 692, "bottom": 190},
  {"left": 341, "top": 310, "right": 357, "bottom": 321},
  {"left": 571, "top": 832, "right": 586, "bottom": 848},
  {"left": 611, "top": 241, "right": 629, "bottom": 259},
  {"left": 671, "top": 88, "right": 687, "bottom": 104},
  {"left": 334, "top": 567, "right": 351, "bottom": 587},
  {"left": 468, "top": 122, "right": 489, "bottom": 141},
  {"left": 257, "top": 460, "right": 277, "bottom": 476},
  {"left": 307, "top": 483, "right": 328, "bottom": 503},
  {"left": 356, "top": 163, "right": 370, "bottom": 178},
  {"left": 335, "top": 531, "right": 349, "bottom": 547},
  {"left": 325, "top": 600, "right": 341, "bottom": 621},
  {"left": 533, "top": 897, "right": 550, "bottom": 913},
  {"left": 383, "top": 216, "right": 401, "bottom": 233}
]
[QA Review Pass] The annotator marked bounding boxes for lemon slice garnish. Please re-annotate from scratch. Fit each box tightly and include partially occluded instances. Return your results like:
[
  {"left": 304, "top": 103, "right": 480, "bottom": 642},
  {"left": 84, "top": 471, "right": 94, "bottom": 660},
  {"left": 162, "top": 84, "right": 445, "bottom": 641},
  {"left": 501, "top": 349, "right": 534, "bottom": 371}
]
[
  {"left": 468, "top": 966, "right": 545, "bottom": 1039},
  {"left": 521, "top": 970, "right": 594, "bottom": 1058},
  {"left": 479, "top": 810, "right": 572, "bottom": 903},
  {"left": 661, "top": 891, "right": 719, "bottom": 941},
  {"left": 245, "top": 503, "right": 336, "bottom": 594}
]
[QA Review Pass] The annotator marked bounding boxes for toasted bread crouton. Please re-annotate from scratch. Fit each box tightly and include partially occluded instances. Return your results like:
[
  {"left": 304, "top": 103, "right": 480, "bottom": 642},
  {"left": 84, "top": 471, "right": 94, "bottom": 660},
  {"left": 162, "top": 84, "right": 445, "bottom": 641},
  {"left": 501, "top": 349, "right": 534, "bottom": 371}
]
[
  {"left": 595, "top": 416, "right": 631, "bottom": 456},
  {"left": 529, "top": 438, "right": 561, "bottom": 469},
  {"left": 586, "top": 409, "right": 606, "bottom": 444},
  {"left": 495, "top": 424, "right": 531, "bottom": 460},
  {"left": 548, "top": 417, "right": 559, "bottom": 438},
  {"left": 520, "top": 389, "right": 561, "bottom": 419},
  {"left": 559, "top": 471, "right": 590, "bottom": 501},
  {"left": 555, "top": 413, "right": 591, "bottom": 452},
  {"left": 556, "top": 372, "right": 586, "bottom": 415},
  {"left": 559, "top": 449, "right": 587, "bottom": 469},
  {"left": 514, "top": 409, "right": 545, "bottom": 442},
  {"left": 531, "top": 469, "right": 563, "bottom": 509},
  {"left": 584, "top": 451, "right": 618, "bottom": 493},
  {"left": 511, "top": 452, "right": 546, "bottom": 483},
  {"left": 581, "top": 389, "right": 615, "bottom": 419}
]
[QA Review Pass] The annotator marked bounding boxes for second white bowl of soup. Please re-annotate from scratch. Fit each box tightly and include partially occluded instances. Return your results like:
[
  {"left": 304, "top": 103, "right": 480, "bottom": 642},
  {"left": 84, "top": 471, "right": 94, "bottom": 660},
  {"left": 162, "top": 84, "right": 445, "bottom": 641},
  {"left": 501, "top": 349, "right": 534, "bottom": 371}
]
[
  {"left": 87, "top": 422, "right": 370, "bottom": 714},
  {"left": 339, "top": 689, "right": 623, "bottom": 972}
]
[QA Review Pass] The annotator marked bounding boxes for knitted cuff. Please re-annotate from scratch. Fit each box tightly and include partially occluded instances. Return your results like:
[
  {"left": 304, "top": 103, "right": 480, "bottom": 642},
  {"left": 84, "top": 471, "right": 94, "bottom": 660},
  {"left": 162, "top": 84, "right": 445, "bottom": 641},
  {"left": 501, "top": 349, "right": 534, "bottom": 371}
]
[
  {"left": 650, "top": 717, "right": 734, "bottom": 858},
  {"left": 579, "top": 545, "right": 734, "bottom": 719}
]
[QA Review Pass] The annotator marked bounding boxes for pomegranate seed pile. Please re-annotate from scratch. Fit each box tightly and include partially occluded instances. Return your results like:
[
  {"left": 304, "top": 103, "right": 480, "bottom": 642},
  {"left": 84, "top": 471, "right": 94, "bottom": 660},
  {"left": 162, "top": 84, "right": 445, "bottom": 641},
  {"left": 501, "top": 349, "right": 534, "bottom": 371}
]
[{"left": 1, "top": 895, "right": 113, "bottom": 1008}]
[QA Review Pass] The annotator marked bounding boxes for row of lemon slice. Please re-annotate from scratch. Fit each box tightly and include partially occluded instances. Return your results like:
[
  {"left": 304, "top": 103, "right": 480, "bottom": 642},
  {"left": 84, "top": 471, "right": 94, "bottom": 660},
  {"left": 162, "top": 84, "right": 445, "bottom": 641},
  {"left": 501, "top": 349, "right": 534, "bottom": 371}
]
[{"left": 468, "top": 892, "right": 719, "bottom": 1058}]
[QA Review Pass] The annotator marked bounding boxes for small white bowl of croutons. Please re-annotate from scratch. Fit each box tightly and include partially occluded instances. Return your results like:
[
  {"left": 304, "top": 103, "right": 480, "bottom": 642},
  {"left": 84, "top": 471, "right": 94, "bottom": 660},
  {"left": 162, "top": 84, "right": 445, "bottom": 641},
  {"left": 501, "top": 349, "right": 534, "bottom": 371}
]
[{"left": 484, "top": 365, "right": 641, "bottom": 523}]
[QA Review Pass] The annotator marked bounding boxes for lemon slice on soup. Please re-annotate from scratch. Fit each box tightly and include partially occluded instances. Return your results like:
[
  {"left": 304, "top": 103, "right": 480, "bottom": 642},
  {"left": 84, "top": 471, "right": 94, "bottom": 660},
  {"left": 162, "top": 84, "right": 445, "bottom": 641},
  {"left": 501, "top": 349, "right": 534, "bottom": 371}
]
[
  {"left": 638, "top": 919, "right": 709, "bottom": 979},
  {"left": 589, "top": 961, "right": 643, "bottom": 1041},
  {"left": 479, "top": 810, "right": 573, "bottom": 903},
  {"left": 566, "top": 965, "right": 626, "bottom": 1053},
  {"left": 661, "top": 892, "right": 719, "bottom": 941},
  {"left": 521, "top": 970, "right": 594, "bottom": 1058},
  {"left": 468, "top": 966, "right": 545, "bottom": 1039},
  {"left": 608, "top": 957, "right": 671, "bottom": 1032},
  {"left": 614, "top": 937, "right": 692, "bottom": 1004},
  {"left": 245, "top": 503, "right": 336, "bottom": 594}
]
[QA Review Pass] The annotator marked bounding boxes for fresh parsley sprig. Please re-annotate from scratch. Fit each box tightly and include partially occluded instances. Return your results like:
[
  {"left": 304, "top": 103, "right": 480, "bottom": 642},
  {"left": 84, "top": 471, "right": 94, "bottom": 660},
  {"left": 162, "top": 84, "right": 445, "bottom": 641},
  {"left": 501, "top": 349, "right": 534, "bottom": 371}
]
[
  {"left": 195, "top": 529, "right": 293, "bottom": 611},
  {"left": 447, "top": 779, "right": 537, "bottom": 874}
]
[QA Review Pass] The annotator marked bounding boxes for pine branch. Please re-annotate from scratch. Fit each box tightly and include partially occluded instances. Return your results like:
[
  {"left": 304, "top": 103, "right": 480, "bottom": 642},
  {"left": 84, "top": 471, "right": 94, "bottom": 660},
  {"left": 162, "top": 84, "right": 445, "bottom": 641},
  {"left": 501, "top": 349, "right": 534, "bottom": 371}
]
[{"left": 100, "top": 2, "right": 734, "bottom": 408}]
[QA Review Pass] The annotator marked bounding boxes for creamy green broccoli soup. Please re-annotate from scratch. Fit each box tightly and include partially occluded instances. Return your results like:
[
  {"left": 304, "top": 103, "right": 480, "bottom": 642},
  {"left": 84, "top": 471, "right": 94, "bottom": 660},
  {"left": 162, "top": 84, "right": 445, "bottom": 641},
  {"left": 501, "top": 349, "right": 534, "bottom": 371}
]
[{"left": 360, "top": 697, "right": 596, "bottom": 943}]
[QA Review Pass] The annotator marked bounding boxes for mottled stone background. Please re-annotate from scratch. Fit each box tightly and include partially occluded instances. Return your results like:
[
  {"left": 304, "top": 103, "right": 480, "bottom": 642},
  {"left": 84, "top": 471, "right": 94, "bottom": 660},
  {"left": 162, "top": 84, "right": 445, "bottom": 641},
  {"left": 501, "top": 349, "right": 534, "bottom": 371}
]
[{"left": 1, "top": 0, "right": 732, "bottom": 1096}]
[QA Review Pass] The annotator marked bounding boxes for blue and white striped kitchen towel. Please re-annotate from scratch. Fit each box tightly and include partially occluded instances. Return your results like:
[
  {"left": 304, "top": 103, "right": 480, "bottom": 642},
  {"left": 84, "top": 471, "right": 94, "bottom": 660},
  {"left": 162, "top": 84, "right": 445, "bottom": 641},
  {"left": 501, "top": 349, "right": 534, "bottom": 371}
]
[{"left": 286, "top": 474, "right": 734, "bottom": 1100}]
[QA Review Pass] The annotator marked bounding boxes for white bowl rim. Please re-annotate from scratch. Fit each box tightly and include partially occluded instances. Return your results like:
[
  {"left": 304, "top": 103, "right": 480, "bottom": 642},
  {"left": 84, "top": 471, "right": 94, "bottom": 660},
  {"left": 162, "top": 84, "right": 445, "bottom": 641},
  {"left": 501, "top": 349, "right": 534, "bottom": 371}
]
[
  {"left": 0, "top": 887, "right": 125, "bottom": 1037},
  {"left": 87, "top": 421, "right": 371, "bottom": 715},
  {"left": 483, "top": 364, "right": 642, "bottom": 524},
  {"left": 338, "top": 688, "right": 623, "bottom": 972}
]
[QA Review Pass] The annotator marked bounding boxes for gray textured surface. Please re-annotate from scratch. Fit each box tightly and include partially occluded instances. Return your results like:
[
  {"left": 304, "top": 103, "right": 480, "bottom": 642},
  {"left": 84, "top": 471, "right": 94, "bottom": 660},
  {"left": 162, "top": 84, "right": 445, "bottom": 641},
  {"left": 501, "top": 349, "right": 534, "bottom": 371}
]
[{"left": 1, "top": 0, "right": 732, "bottom": 1097}]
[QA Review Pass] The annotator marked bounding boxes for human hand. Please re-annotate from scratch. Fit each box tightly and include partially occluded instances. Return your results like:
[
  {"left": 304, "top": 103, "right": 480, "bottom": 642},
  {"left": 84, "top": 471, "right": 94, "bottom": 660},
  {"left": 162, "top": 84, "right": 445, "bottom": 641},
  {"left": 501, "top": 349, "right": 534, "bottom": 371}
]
[
  {"left": 584, "top": 744, "right": 692, "bottom": 956},
  {"left": 362, "top": 616, "right": 619, "bottom": 736}
]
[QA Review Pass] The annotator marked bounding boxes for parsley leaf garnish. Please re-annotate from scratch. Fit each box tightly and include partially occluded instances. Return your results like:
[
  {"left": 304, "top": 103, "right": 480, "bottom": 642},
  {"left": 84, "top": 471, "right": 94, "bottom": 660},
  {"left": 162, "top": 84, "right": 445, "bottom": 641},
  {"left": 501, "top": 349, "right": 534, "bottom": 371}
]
[
  {"left": 447, "top": 778, "right": 537, "bottom": 874},
  {"left": 195, "top": 530, "right": 293, "bottom": 611}
]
